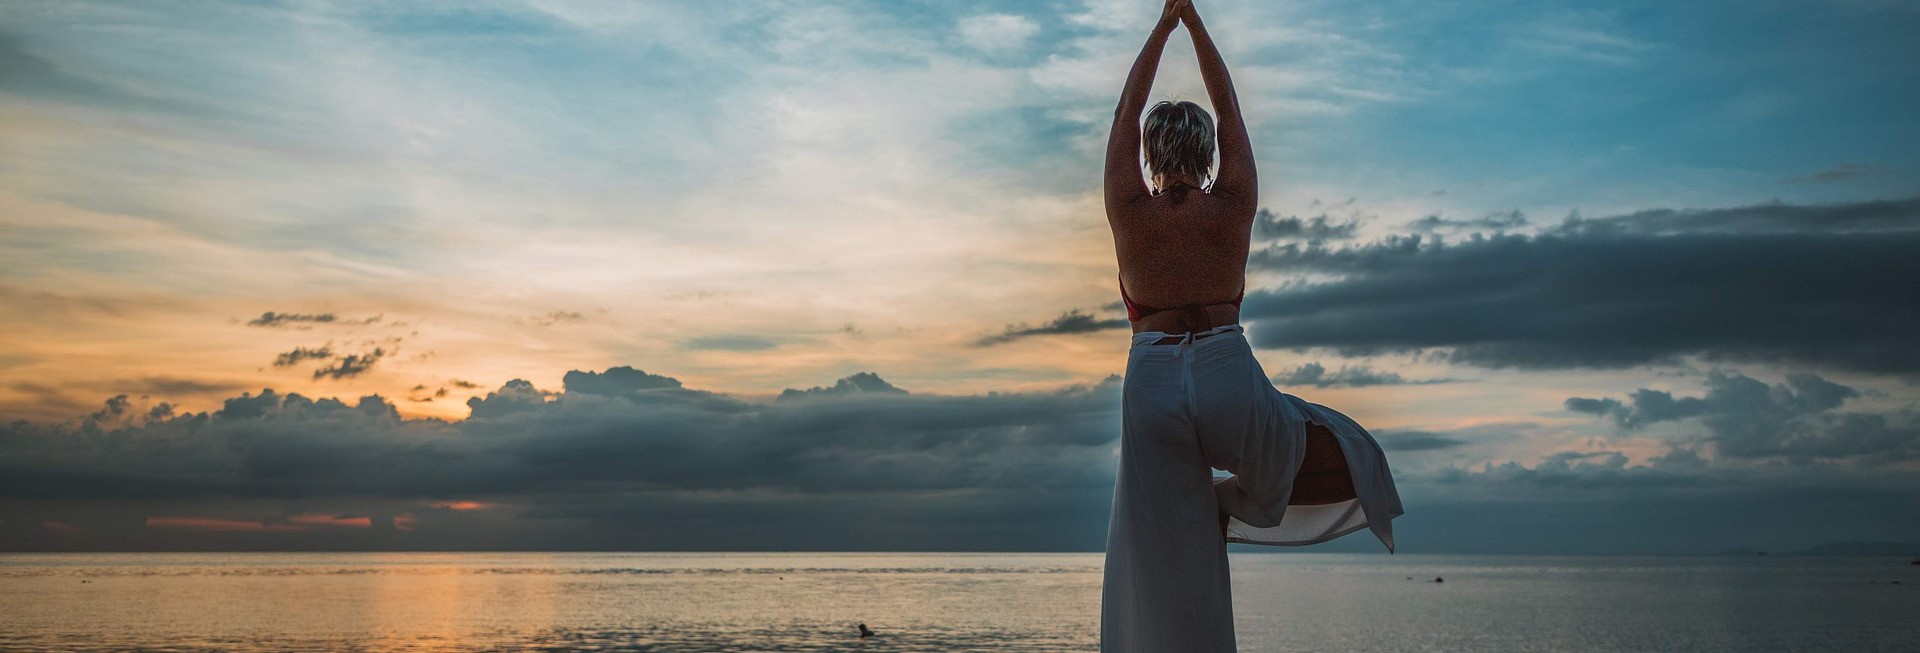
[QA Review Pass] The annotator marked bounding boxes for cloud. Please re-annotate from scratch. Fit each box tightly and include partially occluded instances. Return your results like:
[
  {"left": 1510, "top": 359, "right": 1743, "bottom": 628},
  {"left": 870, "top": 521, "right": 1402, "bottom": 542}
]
[
  {"left": 1565, "top": 370, "right": 1918, "bottom": 462},
  {"left": 6, "top": 365, "right": 1919, "bottom": 553},
  {"left": 1786, "top": 163, "right": 1878, "bottom": 184},
  {"left": 957, "top": 13, "right": 1039, "bottom": 53},
  {"left": 1242, "top": 197, "right": 1920, "bottom": 374},
  {"left": 528, "top": 311, "right": 584, "bottom": 327},
  {"left": 245, "top": 312, "right": 339, "bottom": 328},
  {"left": 1434, "top": 449, "right": 1710, "bottom": 491},
  {"left": 81, "top": 394, "right": 138, "bottom": 430},
  {"left": 776, "top": 372, "right": 908, "bottom": 402},
  {"left": 271, "top": 346, "right": 334, "bottom": 368},
  {"left": 1548, "top": 197, "right": 1920, "bottom": 237},
  {"left": 464, "top": 379, "right": 560, "bottom": 418},
  {"left": 1406, "top": 209, "right": 1528, "bottom": 233},
  {"left": 311, "top": 348, "right": 385, "bottom": 380},
  {"left": 1563, "top": 396, "right": 1622, "bottom": 417},
  {"left": 0, "top": 29, "right": 209, "bottom": 115},
  {"left": 202, "top": 388, "right": 397, "bottom": 423},
  {"left": 1373, "top": 430, "right": 1470, "bottom": 451},
  {"left": 1271, "top": 362, "right": 1449, "bottom": 388},
  {"left": 977, "top": 309, "right": 1128, "bottom": 346},
  {"left": 1252, "top": 209, "right": 1359, "bottom": 241},
  {"left": 562, "top": 366, "right": 685, "bottom": 396},
  {"left": 1504, "top": 10, "right": 1658, "bottom": 66},
  {"left": 110, "top": 376, "right": 241, "bottom": 396},
  {"left": 683, "top": 335, "right": 780, "bottom": 352},
  {"left": 0, "top": 368, "right": 1122, "bottom": 549}
]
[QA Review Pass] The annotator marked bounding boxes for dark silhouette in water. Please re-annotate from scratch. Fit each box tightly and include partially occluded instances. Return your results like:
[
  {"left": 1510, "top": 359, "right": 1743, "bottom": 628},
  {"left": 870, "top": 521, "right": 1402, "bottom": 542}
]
[{"left": 858, "top": 623, "right": 876, "bottom": 638}]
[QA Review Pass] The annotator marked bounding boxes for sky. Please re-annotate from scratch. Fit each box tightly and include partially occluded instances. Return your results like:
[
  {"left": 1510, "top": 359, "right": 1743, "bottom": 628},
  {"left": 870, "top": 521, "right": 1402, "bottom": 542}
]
[{"left": 2, "top": 0, "right": 1917, "bottom": 554}]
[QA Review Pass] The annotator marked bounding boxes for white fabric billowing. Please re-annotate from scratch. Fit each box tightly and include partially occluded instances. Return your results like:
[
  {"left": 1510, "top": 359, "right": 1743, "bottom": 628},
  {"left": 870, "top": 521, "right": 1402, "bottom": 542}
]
[{"left": 1101, "top": 324, "right": 1403, "bottom": 653}]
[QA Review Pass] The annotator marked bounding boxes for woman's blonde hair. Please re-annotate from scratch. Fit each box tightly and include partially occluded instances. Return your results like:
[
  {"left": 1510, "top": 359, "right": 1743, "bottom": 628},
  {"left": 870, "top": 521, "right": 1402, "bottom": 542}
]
[{"left": 1142, "top": 100, "right": 1216, "bottom": 188}]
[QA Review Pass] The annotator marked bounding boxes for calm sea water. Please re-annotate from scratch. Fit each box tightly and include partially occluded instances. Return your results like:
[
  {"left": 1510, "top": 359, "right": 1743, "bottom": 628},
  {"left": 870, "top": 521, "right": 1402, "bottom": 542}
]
[{"left": 2, "top": 552, "right": 1914, "bottom": 652}]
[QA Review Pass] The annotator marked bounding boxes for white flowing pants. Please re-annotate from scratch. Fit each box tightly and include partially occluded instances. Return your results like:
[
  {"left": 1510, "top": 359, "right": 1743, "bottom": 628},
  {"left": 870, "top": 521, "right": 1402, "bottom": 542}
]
[{"left": 1100, "top": 324, "right": 1403, "bottom": 653}]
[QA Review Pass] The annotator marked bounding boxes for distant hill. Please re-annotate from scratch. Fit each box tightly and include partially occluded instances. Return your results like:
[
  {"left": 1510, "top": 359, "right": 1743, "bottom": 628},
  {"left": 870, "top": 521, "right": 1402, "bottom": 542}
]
[
  {"left": 1713, "top": 541, "right": 1920, "bottom": 557},
  {"left": 1788, "top": 541, "right": 1920, "bottom": 557}
]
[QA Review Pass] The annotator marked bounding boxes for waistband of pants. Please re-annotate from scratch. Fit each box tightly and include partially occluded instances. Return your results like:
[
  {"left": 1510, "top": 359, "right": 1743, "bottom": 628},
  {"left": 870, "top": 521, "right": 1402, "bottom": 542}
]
[{"left": 1129, "top": 323, "right": 1244, "bottom": 349}]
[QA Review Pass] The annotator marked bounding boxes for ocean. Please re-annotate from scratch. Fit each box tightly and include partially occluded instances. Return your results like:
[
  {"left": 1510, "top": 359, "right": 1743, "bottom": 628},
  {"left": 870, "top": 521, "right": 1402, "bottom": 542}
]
[{"left": 2, "top": 552, "right": 1913, "bottom": 652}]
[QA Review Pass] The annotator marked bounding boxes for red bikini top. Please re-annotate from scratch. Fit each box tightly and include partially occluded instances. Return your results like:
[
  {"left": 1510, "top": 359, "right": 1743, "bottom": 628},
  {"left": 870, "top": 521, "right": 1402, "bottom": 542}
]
[{"left": 1118, "top": 273, "right": 1246, "bottom": 322}]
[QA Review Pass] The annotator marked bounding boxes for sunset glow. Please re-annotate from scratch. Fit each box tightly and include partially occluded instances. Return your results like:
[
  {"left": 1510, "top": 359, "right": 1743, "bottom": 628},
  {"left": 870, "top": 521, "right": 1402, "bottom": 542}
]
[{"left": 3, "top": 0, "right": 1916, "bottom": 554}]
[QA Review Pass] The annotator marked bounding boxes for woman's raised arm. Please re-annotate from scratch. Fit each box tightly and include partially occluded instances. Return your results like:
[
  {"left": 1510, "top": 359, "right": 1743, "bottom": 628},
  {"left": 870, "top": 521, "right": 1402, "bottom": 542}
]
[
  {"left": 1180, "top": 2, "right": 1256, "bottom": 208},
  {"left": 1105, "top": 0, "right": 1187, "bottom": 214}
]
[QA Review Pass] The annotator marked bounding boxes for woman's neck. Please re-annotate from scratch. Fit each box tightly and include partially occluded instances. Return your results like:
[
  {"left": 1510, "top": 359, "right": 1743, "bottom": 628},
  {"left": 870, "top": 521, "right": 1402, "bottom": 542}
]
[{"left": 1154, "top": 173, "right": 1202, "bottom": 192}]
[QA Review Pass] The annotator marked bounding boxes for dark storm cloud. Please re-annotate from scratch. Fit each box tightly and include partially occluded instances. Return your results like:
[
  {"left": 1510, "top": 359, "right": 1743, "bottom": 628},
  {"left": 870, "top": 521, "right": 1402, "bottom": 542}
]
[
  {"left": 1565, "top": 370, "right": 1918, "bottom": 462},
  {"left": 1434, "top": 449, "right": 1713, "bottom": 490},
  {"left": 0, "top": 368, "right": 1118, "bottom": 503},
  {"left": 245, "top": 312, "right": 338, "bottom": 327},
  {"left": 1252, "top": 209, "right": 1359, "bottom": 241},
  {"left": 208, "top": 388, "right": 398, "bottom": 422},
  {"left": 83, "top": 394, "right": 137, "bottom": 429},
  {"left": 1241, "top": 197, "right": 1920, "bottom": 373},
  {"left": 562, "top": 366, "right": 684, "bottom": 395},
  {"left": 7, "top": 365, "right": 1919, "bottom": 552},
  {"left": 311, "top": 348, "right": 384, "bottom": 380},
  {"left": 1, "top": 368, "right": 1126, "bottom": 550},
  {"left": 1417, "top": 418, "right": 1920, "bottom": 557},
  {"left": 463, "top": 379, "right": 560, "bottom": 418},
  {"left": 1270, "top": 362, "right": 1450, "bottom": 388},
  {"left": 976, "top": 309, "right": 1127, "bottom": 346},
  {"left": 776, "top": 372, "right": 907, "bottom": 402},
  {"left": 1372, "top": 430, "right": 1470, "bottom": 451},
  {"left": 1563, "top": 396, "right": 1622, "bottom": 417},
  {"left": 1549, "top": 196, "right": 1920, "bottom": 236},
  {"left": 271, "top": 345, "right": 333, "bottom": 368},
  {"left": 1407, "top": 209, "right": 1528, "bottom": 233}
]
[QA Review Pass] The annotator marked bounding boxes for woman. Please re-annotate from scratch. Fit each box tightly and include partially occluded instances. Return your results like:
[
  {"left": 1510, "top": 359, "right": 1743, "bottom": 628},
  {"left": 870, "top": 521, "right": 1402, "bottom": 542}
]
[{"left": 1101, "top": 1, "right": 1404, "bottom": 651}]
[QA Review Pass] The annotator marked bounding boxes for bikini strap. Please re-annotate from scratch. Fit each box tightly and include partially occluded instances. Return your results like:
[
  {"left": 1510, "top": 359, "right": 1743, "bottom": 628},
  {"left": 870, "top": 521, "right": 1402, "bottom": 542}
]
[{"left": 1120, "top": 273, "right": 1244, "bottom": 332}]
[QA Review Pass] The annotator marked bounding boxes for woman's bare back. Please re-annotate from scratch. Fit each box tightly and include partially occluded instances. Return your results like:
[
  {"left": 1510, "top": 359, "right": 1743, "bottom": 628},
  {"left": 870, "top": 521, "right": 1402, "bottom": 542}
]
[{"left": 1111, "top": 188, "right": 1255, "bottom": 334}]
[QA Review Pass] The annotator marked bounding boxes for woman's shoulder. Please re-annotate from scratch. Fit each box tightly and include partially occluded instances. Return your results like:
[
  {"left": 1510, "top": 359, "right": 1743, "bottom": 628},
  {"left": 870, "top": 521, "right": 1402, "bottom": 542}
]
[{"left": 1111, "top": 190, "right": 1255, "bottom": 221}]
